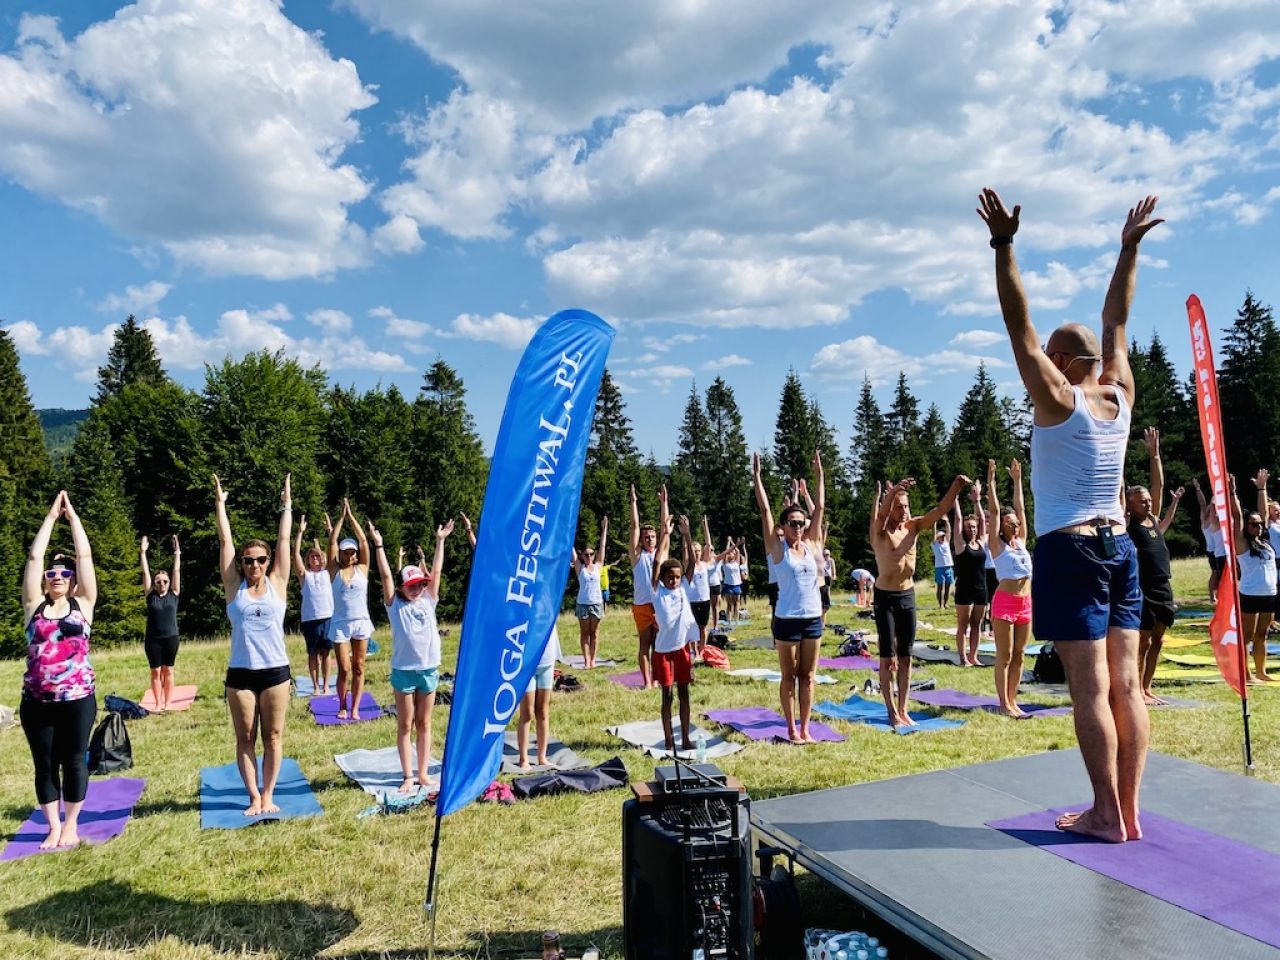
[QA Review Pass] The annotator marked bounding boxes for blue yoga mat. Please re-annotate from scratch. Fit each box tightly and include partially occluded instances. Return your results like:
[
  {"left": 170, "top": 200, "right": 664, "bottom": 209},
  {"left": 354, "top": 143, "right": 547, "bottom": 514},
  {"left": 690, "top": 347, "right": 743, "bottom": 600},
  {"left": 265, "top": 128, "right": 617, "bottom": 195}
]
[
  {"left": 815, "top": 694, "right": 964, "bottom": 735},
  {"left": 200, "top": 757, "right": 322, "bottom": 829}
]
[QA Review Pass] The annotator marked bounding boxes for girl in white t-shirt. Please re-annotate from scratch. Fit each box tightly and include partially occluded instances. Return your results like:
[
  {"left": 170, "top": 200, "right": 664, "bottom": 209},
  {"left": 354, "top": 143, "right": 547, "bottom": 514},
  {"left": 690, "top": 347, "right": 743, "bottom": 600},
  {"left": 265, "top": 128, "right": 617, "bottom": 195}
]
[
  {"left": 371, "top": 519, "right": 453, "bottom": 794},
  {"left": 650, "top": 490, "right": 698, "bottom": 754}
]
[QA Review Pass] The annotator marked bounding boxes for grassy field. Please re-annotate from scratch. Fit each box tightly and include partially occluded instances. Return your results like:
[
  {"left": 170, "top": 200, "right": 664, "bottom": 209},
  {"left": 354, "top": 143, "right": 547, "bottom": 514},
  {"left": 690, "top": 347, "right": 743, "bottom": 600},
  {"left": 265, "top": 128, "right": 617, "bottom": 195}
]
[{"left": 0, "top": 556, "right": 1275, "bottom": 960}]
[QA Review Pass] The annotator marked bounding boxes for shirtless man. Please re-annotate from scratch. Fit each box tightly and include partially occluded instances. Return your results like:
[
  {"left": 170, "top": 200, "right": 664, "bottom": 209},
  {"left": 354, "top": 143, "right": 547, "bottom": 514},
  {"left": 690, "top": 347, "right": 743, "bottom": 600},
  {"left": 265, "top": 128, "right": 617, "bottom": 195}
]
[
  {"left": 629, "top": 485, "right": 660, "bottom": 688},
  {"left": 871, "top": 475, "right": 970, "bottom": 726},
  {"left": 979, "top": 188, "right": 1162, "bottom": 842}
]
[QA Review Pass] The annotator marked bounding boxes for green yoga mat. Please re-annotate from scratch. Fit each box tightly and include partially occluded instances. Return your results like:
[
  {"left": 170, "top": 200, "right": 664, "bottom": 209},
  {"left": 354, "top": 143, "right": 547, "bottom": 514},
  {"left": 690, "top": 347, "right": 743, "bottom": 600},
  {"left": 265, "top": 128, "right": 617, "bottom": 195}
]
[
  {"left": 1152, "top": 668, "right": 1225, "bottom": 682},
  {"left": 1165, "top": 653, "right": 1278, "bottom": 667}
]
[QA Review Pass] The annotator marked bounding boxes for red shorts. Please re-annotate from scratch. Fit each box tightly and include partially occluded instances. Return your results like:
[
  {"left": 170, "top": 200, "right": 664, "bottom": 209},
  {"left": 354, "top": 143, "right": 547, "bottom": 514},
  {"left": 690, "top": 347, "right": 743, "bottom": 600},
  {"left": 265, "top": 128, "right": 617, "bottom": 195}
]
[
  {"left": 992, "top": 590, "right": 1032, "bottom": 625},
  {"left": 631, "top": 603, "right": 656, "bottom": 633},
  {"left": 653, "top": 646, "right": 693, "bottom": 687}
]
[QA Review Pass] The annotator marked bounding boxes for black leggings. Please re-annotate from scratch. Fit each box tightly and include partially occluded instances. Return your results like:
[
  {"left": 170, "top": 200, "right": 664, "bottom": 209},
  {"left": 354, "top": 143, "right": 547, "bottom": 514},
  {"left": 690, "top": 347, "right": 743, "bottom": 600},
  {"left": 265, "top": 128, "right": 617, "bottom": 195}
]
[{"left": 20, "top": 695, "right": 97, "bottom": 805}]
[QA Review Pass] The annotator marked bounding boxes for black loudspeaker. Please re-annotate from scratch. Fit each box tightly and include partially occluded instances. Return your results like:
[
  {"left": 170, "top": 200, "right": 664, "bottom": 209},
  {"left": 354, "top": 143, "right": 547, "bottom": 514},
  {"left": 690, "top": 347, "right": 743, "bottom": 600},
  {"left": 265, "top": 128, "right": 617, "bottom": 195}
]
[{"left": 622, "top": 770, "right": 754, "bottom": 960}]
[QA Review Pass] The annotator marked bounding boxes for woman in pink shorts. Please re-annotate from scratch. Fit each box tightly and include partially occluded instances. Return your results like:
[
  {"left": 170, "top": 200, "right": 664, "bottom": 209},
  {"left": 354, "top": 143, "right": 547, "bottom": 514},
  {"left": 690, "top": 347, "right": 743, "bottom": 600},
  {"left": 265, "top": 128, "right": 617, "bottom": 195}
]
[{"left": 987, "top": 458, "right": 1033, "bottom": 717}]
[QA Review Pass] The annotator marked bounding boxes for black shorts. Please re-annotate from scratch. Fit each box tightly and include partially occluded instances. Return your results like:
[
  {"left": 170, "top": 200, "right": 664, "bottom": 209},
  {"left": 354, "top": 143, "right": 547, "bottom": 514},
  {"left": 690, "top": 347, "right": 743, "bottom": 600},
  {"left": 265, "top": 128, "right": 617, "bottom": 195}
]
[
  {"left": 690, "top": 600, "right": 711, "bottom": 628},
  {"left": 1140, "top": 592, "right": 1177, "bottom": 631},
  {"left": 1241, "top": 593, "right": 1275, "bottom": 615},
  {"left": 773, "top": 616, "right": 824, "bottom": 642},
  {"left": 767, "top": 583, "right": 779, "bottom": 610},
  {"left": 820, "top": 584, "right": 831, "bottom": 611},
  {"left": 1209, "top": 555, "right": 1226, "bottom": 574},
  {"left": 302, "top": 618, "right": 333, "bottom": 655},
  {"left": 709, "top": 584, "right": 722, "bottom": 597},
  {"left": 874, "top": 587, "right": 917, "bottom": 659},
  {"left": 225, "top": 665, "right": 291, "bottom": 694},
  {"left": 954, "top": 581, "right": 988, "bottom": 607},
  {"left": 144, "top": 634, "right": 179, "bottom": 669}
]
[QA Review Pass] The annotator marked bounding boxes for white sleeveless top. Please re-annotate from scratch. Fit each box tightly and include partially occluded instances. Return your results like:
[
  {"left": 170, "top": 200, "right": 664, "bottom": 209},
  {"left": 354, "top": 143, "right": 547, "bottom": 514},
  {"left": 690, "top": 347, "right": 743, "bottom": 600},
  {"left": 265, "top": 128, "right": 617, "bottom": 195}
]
[
  {"left": 387, "top": 594, "right": 440, "bottom": 671},
  {"left": 654, "top": 581, "right": 696, "bottom": 653},
  {"left": 1031, "top": 386, "right": 1130, "bottom": 535},
  {"left": 1203, "top": 525, "right": 1227, "bottom": 558},
  {"left": 931, "top": 540, "right": 953, "bottom": 567},
  {"left": 993, "top": 542, "right": 1033, "bottom": 581},
  {"left": 707, "top": 561, "right": 722, "bottom": 587},
  {"left": 577, "top": 564, "right": 603, "bottom": 605},
  {"left": 632, "top": 552, "right": 655, "bottom": 605},
  {"left": 300, "top": 569, "right": 334, "bottom": 621},
  {"left": 722, "top": 560, "right": 742, "bottom": 585},
  {"left": 774, "top": 542, "right": 822, "bottom": 619},
  {"left": 1239, "top": 542, "right": 1278, "bottom": 596},
  {"left": 331, "top": 567, "right": 371, "bottom": 622},
  {"left": 685, "top": 562, "right": 711, "bottom": 602},
  {"left": 227, "top": 579, "right": 288, "bottom": 670}
]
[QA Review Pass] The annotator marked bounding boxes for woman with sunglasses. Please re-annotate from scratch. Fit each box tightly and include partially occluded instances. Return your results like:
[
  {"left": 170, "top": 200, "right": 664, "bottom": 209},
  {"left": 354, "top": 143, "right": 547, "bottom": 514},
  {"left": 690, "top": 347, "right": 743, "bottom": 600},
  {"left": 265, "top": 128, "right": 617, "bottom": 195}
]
[
  {"left": 327, "top": 498, "right": 374, "bottom": 720},
  {"left": 140, "top": 534, "right": 181, "bottom": 712},
  {"left": 753, "top": 451, "right": 826, "bottom": 744},
  {"left": 950, "top": 482, "right": 988, "bottom": 666},
  {"left": 1234, "top": 471, "right": 1276, "bottom": 683},
  {"left": 214, "top": 472, "right": 292, "bottom": 816},
  {"left": 571, "top": 516, "right": 608, "bottom": 668},
  {"left": 20, "top": 490, "right": 98, "bottom": 849}
]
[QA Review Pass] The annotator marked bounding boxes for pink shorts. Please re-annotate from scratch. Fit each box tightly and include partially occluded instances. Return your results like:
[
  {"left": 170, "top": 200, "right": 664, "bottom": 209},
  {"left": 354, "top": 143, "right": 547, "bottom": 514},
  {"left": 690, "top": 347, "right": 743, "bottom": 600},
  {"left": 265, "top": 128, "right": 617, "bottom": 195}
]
[{"left": 992, "top": 590, "right": 1032, "bottom": 625}]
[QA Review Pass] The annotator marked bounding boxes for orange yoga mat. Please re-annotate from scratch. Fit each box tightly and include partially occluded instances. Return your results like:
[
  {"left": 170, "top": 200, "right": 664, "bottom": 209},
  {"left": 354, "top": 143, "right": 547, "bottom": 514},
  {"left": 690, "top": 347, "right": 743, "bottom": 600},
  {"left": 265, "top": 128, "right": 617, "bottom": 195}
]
[{"left": 140, "top": 684, "right": 198, "bottom": 711}]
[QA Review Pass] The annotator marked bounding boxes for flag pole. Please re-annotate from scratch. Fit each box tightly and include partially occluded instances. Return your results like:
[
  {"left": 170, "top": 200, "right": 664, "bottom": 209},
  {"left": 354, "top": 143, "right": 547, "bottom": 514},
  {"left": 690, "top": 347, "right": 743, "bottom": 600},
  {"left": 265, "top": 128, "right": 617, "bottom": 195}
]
[
  {"left": 425, "top": 807, "right": 444, "bottom": 958},
  {"left": 1232, "top": 588, "right": 1254, "bottom": 771}
]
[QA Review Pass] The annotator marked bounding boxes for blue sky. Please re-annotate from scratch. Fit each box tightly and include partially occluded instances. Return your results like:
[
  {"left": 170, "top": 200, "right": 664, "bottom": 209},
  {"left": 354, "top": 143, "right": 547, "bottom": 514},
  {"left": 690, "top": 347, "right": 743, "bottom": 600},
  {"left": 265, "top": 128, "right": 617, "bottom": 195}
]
[{"left": 2, "top": 0, "right": 1278, "bottom": 459}]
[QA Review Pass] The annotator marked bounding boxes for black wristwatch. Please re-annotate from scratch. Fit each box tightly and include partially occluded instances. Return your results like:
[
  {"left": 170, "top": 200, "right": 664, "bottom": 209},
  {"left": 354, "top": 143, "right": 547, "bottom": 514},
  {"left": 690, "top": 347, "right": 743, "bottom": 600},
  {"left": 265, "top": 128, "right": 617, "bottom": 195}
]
[{"left": 989, "top": 236, "right": 1013, "bottom": 249}]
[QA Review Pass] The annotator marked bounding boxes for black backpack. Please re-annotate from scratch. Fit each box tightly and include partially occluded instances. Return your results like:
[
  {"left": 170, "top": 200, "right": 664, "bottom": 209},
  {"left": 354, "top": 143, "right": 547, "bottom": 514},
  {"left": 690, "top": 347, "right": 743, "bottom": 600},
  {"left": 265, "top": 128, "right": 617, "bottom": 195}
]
[
  {"left": 88, "top": 712, "right": 133, "bottom": 775},
  {"left": 1032, "top": 641, "right": 1065, "bottom": 684}
]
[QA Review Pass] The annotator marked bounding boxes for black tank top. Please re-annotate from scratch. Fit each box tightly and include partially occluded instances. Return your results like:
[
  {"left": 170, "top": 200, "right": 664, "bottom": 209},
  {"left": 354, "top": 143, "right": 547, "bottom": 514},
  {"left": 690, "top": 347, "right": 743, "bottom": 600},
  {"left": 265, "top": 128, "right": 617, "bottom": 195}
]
[
  {"left": 145, "top": 591, "right": 180, "bottom": 640},
  {"left": 954, "top": 542, "right": 986, "bottom": 589},
  {"left": 1127, "top": 518, "right": 1171, "bottom": 589}
]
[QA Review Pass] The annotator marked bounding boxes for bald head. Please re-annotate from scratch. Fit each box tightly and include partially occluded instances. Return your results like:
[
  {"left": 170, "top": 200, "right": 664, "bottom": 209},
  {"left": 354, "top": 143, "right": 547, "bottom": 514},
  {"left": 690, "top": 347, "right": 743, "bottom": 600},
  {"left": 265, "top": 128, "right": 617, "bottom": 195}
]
[{"left": 1046, "top": 323, "right": 1101, "bottom": 383}]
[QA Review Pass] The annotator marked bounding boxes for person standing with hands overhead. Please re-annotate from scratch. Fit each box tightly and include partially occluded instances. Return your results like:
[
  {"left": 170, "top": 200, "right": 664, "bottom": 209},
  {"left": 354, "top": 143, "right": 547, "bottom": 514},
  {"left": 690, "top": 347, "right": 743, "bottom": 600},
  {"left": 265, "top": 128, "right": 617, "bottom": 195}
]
[
  {"left": 327, "top": 498, "right": 374, "bottom": 720},
  {"left": 571, "top": 516, "right": 608, "bottom": 668},
  {"left": 214, "top": 472, "right": 292, "bottom": 816},
  {"left": 987, "top": 459, "right": 1033, "bottom": 716},
  {"left": 140, "top": 534, "right": 181, "bottom": 712},
  {"left": 1233, "top": 471, "right": 1276, "bottom": 684},
  {"left": 979, "top": 187, "right": 1162, "bottom": 841},
  {"left": 650, "top": 490, "right": 699, "bottom": 754},
  {"left": 293, "top": 515, "right": 334, "bottom": 696},
  {"left": 629, "top": 485, "right": 659, "bottom": 688}
]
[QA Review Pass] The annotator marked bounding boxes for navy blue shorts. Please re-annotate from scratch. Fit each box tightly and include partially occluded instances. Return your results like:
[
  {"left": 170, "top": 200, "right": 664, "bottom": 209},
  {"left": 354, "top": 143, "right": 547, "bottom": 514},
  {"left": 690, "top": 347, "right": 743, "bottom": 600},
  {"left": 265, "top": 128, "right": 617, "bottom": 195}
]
[
  {"left": 1032, "top": 531, "right": 1141, "bottom": 641},
  {"left": 302, "top": 618, "right": 332, "bottom": 655}
]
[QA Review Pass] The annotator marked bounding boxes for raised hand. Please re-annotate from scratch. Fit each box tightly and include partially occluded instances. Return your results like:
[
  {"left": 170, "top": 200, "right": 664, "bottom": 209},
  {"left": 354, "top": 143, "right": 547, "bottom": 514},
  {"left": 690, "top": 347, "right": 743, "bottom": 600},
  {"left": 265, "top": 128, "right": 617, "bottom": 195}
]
[
  {"left": 629, "top": 484, "right": 638, "bottom": 504},
  {"left": 812, "top": 450, "right": 824, "bottom": 478},
  {"left": 1143, "top": 426, "right": 1160, "bottom": 456},
  {"left": 342, "top": 496, "right": 352, "bottom": 518},
  {"left": 752, "top": 452, "right": 762, "bottom": 478},
  {"left": 140, "top": 535, "right": 150, "bottom": 553},
  {"left": 171, "top": 535, "right": 180, "bottom": 553},
  {"left": 658, "top": 484, "right": 668, "bottom": 507},
  {"left": 281, "top": 472, "right": 291, "bottom": 506},
  {"left": 1008, "top": 459, "right": 1022, "bottom": 482},
  {"left": 1121, "top": 196, "right": 1163, "bottom": 248},
  {"left": 1172, "top": 486, "right": 1185, "bottom": 500},
  {"left": 299, "top": 515, "right": 307, "bottom": 536},
  {"left": 1255, "top": 469, "right": 1269, "bottom": 491},
  {"left": 987, "top": 459, "right": 997, "bottom": 485},
  {"left": 459, "top": 512, "right": 473, "bottom": 533},
  {"left": 437, "top": 519, "right": 455, "bottom": 539},
  {"left": 324, "top": 512, "right": 333, "bottom": 536},
  {"left": 213, "top": 475, "right": 227, "bottom": 504},
  {"left": 977, "top": 188, "right": 1020, "bottom": 239},
  {"left": 367, "top": 521, "right": 382, "bottom": 548}
]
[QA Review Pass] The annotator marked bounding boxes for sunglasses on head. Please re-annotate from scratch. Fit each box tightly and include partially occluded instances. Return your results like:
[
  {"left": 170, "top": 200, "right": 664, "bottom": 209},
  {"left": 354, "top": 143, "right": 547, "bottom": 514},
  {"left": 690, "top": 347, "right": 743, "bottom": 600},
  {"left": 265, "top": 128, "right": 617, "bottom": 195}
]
[
  {"left": 241, "top": 555, "right": 269, "bottom": 565},
  {"left": 45, "top": 569, "right": 73, "bottom": 580}
]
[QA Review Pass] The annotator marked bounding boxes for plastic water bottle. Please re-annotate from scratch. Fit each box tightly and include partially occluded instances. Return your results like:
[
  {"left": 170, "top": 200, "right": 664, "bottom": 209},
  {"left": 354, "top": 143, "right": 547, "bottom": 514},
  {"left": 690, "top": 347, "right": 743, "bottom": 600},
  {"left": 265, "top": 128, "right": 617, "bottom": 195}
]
[
  {"left": 695, "top": 731, "right": 708, "bottom": 762},
  {"left": 876, "top": 949, "right": 889, "bottom": 959},
  {"left": 866, "top": 938, "right": 880, "bottom": 951},
  {"left": 856, "top": 950, "right": 870, "bottom": 960}
]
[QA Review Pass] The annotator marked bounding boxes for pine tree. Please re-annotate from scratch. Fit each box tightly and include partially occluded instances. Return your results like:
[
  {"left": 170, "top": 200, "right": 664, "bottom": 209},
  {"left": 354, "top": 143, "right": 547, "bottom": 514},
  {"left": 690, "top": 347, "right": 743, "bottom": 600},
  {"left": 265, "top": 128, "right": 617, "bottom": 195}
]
[
  {"left": 950, "top": 363, "right": 1012, "bottom": 478},
  {"left": 0, "top": 465, "right": 26, "bottom": 657},
  {"left": 702, "top": 377, "right": 754, "bottom": 544},
  {"left": 96, "top": 315, "right": 168, "bottom": 403},
  {"left": 671, "top": 383, "right": 711, "bottom": 520},
  {"left": 849, "top": 376, "right": 889, "bottom": 488},
  {"left": 581, "top": 368, "right": 644, "bottom": 561},
  {"left": 1215, "top": 291, "right": 1280, "bottom": 493},
  {"left": 773, "top": 369, "right": 815, "bottom": 482},
  {"left": 887, "top": 372, "right": 920, "bottom": 446},
  {"left": 59, "top": 414, "right": 145, "bottom": 647}
]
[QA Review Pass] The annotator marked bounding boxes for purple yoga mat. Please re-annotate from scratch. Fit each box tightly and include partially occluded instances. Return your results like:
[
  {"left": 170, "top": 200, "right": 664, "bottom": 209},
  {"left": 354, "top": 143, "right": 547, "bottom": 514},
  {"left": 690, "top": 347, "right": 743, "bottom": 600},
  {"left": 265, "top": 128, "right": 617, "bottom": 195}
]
[
  {"left": 818, "top": 656, "right": 879, "bottom": 671},
  {"left": 910, "top": 687, "right": 1073, "bottom": 718},
  {"left": 308, "top": 692, "right": 384, "bottom": 725},
  {"left": 988, "top": 807, "right": 1280, "bottom": 950},
  {"left": 608, "top": 671, "right": 647, "bottom": 690},
  {"left": 2, "top": 777, "right": 146, "bottom": 861},
  {"left": 705, "top": 705, "right": 846, "bottom": 743}
]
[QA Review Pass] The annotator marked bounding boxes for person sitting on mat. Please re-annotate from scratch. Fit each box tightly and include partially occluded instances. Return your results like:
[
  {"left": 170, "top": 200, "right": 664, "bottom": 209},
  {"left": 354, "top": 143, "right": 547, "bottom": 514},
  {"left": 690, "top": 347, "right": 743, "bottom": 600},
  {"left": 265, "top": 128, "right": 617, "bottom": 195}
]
[
  {"left": 371, "top": 518, "right": 451, "bottom": 793},
  {"left": 327, "top": 498, "right": 374, "bottom": 720},
  {"left": 872, "top": 474, "right": 970, "bottom": 727},
  {"left": 294, "top": 515, "right": 334, "bottom": 696},
  {"left": 517, "top": 625, "right": 560, "bottom": 769},
  {"left": 754, "top": 452, "right": 828, "bottom": 743},
  {"left": 979, "top": 187, "right": 1162, "bottom": 842},
  {"left": 650, "top": 488, "right": 698, "bottom": 754},
  {"left": 140, "top": 534, "right": 181, "bottom": 713},
  {"left": 21, "top": 491, "right": 99, "bottom": 849},
  {"left": 214, "top": 472, "right": 292, "bottom": 817}
]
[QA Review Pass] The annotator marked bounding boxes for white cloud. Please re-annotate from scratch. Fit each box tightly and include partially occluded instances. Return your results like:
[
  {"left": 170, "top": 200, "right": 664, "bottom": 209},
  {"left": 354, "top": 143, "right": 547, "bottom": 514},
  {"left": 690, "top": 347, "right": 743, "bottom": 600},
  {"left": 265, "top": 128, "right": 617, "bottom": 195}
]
[
  {"left": 372, "top": 213, "right": 425, "bottom": 255},
  {"left": 642, "top": 333, "right": 704, "bottom": 354},
  {"left": 3, "top": 320, "right": 47, "bottom": 355},
  {"left": 448, "top": 311, "right": 540, "bottom": 349},
  {"left": 950, "top": 330, "right": 1005, "bottom": 349},
  {"left": 307, "top": 309, "right": 353, "bottom": 335},
  {"left": 703, "top": 354, "right": 752, "bottom": 371},
  {"left": 809, "top": 336, "right": 1009, "bottom": 385},
  {"left": 97, "top": 280, "right": 171, "bottom": 315},
  {"left": 617, "top": 362, "right": 695, "bottom": 392},
  {"left": 371, "top": 306, "right": 435, "bottom": 353},
  {"left": 0, "top": 1, "right": 376, "bottom": 278}
]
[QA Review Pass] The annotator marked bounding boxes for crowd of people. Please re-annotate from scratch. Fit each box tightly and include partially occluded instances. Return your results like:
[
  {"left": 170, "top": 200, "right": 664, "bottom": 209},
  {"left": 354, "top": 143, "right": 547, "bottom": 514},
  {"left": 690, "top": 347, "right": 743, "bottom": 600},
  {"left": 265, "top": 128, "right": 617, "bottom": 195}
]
[{"left": 17, "top": 188, "right": 1257, "bottom": 851}]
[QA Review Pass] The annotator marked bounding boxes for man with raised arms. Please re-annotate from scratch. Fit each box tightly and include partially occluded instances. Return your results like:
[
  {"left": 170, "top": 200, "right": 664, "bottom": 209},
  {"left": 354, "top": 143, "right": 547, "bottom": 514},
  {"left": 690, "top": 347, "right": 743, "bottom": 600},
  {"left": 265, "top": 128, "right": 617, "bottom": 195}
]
[
  {"left": 628, "top": 485, "right": 659, "bottom": 689},
  {"left": 978, "top": 188, "right": 1162, "bottom": 842},
  {"left": 871, "top": 474, "right": 970, "bottom": 727}
]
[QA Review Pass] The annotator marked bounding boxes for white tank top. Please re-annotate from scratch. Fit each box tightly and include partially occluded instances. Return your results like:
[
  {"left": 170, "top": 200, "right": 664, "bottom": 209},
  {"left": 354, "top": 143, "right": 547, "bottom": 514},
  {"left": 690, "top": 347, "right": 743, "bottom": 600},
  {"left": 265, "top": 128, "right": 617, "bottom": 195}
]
[
  {"left": 1031, "top": 386, "right": 1131, "bottom": 535},
  {"left": 577, "top": 564, "right": 603, "bottom": 605},
  {"left": 707, "top": 561, "right": 722, "bottom": 587},
  {"left": 685, "top": 562, "right": 711, "bottom": 602},
  {"left": 387, "top": 594, "right": 440, "bottom": 671},
  {"left": 1239, "top": 542, "right": 1278, "bottom": 596},
  {"left": 722, "top": 560, "right": 742, "bottom": 585},
  {"left": 1203, "top": 526, "right": 1227, "bottom": 558},
  {"left": 993, "top": 542, "right": 1033, "bottom": 581},
  {"left": 632, "top": 552, "right": 655, "bottom": 605},
  {"left": 331, "top": 568, "right": 371, "bottom": 622},
  {"left": 766, "top": 553, "right": 778, "bottom": 585},
  {"left": 300, "top": 569, "right": 334, "bottom": 622},
  {"left": 1268, "top": 522, "right": 1280, "bottom": 557},
  {"left": 931, "top": 540, "right": 953, "bottom": 567},
  {"left": 227, "top": 579, "right": 288, "bottom": 670},
  {"left": 653, "top": 582, "right": 696, "bottom": 653},
  {"left": 775, "top": 542, "right": 822, "bottom": 619}
]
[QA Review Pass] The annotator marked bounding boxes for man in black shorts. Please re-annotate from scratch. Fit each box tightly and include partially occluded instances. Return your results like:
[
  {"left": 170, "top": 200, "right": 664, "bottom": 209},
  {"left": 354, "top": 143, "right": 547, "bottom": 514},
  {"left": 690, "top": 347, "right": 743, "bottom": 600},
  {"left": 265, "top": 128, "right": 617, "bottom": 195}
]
[{"left": 871, "top": 475, "right": 969, "bottom": 727}]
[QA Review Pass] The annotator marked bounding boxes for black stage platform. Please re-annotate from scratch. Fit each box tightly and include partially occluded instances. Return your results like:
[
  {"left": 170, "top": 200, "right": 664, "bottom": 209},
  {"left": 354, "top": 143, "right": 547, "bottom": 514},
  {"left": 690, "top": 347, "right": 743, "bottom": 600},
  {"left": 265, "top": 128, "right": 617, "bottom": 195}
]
[{"left": 751, "top": 750, "right": 1278, "bottom": 960}]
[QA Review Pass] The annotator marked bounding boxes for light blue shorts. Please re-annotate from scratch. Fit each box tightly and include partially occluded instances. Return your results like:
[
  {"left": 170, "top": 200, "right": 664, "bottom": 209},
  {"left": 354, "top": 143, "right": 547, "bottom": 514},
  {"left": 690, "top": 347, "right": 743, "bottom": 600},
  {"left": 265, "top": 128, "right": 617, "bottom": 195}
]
[
  {"left": 526, "top": 663, "right": 554, "bottom": 694},
  {"left": 390, "top": 667, "right": 439, "bottom": 695}
]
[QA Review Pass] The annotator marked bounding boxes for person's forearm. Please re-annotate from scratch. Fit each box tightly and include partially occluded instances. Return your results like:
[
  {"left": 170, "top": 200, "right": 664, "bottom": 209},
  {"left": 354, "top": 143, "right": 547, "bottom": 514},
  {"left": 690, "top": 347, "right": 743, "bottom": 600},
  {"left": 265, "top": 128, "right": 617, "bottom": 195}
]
[
  {"left": 1149, "top": 453, "right": 1164, "bottom": 512},
  {"left": 431, "top": 533, "right": 447, "bottom": 583},
  {"left": 276, "top": 507, "right": 292, "bottom": 576},
  {"left": 1101, "top": 246, "right": 1138, "bottom": 339},
  {"left": 995, "top": 247, "right": 1035, "bottom": 345},
  {"left": 171, "top": 550, "right": 181, "bottom": 594}
]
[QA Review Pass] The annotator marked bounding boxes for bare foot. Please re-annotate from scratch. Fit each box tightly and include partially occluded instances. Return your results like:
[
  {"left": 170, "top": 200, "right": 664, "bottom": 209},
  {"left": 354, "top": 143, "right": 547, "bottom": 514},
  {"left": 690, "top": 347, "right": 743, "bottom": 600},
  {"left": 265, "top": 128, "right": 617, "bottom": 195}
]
[
  {"left": 900, "top": 712, "right": 918, "bottom": 727},
  {"left": 57, "top": 827, "right": 81, "bottom": 848},
  {"left": 536, "top": 755, "right": 549, "bottom": 766},
  {"left": 998, "top": 707, "right": 1021, "bottom": 718},
  {"left": 39, "top": 824, "right": 62, "bottom": 850},
  {"left": 1143, "top": 691, "right": 1168, "bottom": 706},
  {"left": 416, "top": 779, "right": 432, "bottom": 791},
  {"left": 259, "top": 797, "right": 281, "bottom": 815},
  {"left": 243, "top": 798, "right": 263, "bottom": 816},
  {"left": 337, "top": 709, "right": 349, "bottom": 720},
  {"left": 350, "top": 712, "right": 361, "bottom": 721},
  {"left": 1124, "top": 815, "right": 1143, "bottom": 841},
  {"left": 1056, "top": 808, "right": 1125, "bottom": 843},
  {"left": 681, "top": 740, "right": 694, "bottom": 752},
  {"left": 397, "top": 778, "right": 416, "bottom": 794},
  {"left": 518, "top": 758, "right": 531, "bottom": 770},
  {"left": 802, "top": 731, "right": 818, "bottom": 743}
]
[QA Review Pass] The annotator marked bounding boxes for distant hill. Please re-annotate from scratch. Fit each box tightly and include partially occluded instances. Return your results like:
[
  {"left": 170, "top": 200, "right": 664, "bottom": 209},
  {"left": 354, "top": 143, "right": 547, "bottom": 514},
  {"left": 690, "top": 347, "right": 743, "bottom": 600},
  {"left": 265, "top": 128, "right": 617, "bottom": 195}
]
[{"left": 38, "top": 408, "right": 89, "bottom": 463}]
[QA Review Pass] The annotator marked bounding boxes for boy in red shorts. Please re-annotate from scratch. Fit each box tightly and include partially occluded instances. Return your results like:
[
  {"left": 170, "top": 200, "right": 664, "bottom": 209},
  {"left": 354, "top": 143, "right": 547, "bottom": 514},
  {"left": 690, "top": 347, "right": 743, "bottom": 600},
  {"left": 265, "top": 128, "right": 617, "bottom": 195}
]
[{"left": 651, "top": 487, "right": 698, "bottom": 753}]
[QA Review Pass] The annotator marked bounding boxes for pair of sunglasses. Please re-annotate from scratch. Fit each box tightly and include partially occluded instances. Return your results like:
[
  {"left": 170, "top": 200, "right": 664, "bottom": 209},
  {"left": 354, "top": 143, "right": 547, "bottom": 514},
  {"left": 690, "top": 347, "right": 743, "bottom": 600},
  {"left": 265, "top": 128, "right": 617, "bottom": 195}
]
[
  {"left": 44, "top": 569, "right": 73, "bottom": 580},
  {"left": 241, "top": 555, "right": 269, "bottom": 566}
]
